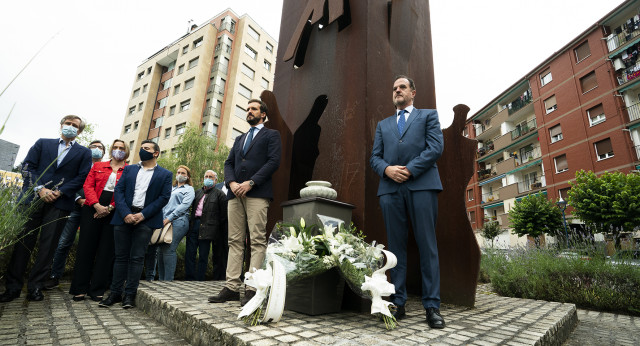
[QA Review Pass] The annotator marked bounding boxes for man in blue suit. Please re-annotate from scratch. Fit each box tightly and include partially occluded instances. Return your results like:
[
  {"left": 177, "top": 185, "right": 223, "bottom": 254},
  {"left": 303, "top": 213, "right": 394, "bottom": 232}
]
[
  {"left": 0, "top": 115, "right": 92, "bottom": 302},
  {"left": 99, "top": 140, "right": 172, "bottom": 309},
  {"left": 370, "top": 75, "right": 445, "bottom": 328},
  {"left": 209, "top": 98, "right": 281, "bottom": 306}
]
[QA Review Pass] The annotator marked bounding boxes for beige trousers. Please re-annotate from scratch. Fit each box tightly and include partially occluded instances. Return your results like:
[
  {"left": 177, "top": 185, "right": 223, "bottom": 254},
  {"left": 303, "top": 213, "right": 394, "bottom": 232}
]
[{"left": 225, "top": 196, "right": 270, "bottom": 291}]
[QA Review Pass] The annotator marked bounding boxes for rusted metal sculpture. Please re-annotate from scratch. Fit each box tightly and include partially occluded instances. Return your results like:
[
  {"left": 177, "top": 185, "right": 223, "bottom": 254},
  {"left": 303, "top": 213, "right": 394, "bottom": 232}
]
[{"left": 263, "top": 0, "right": 480, "bottom": 307}]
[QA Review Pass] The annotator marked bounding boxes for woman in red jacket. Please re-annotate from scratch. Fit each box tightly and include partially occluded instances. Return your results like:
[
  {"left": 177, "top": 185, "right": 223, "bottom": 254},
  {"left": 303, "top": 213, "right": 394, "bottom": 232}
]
[{"left": 69, "top": 140, "right": 128, "bottom": 301}]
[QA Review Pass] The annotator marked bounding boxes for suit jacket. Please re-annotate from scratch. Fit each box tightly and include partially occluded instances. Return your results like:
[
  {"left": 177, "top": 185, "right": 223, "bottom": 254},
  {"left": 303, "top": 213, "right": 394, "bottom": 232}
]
[
  {"left": 189, "top": 186, "right": 228, "bottom": 240},
  {"left": 111, "top": 164, "right": 173, "bottom": 229},
  {"left": 21, "top": 138, "right": 92, "bottom": 212},
  {"left": 370, "top": 108, "right": 444, "bottom": 196},
  {"left": 224, "top": 126, "right": 281, "bottom": 200}
]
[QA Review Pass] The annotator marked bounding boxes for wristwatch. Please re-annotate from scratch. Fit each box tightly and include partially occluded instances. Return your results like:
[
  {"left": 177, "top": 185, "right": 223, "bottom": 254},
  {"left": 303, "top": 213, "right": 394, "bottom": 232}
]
[
  {"left": 249, "top": 180, "right": 255, "bottom": 187},
  {"left": 108, "top": 205, "right": 114, "bottom": 212}
]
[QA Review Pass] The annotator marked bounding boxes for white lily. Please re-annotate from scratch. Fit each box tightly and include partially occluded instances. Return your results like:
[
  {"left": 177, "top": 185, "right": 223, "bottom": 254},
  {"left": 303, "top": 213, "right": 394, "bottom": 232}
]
[{"left": 282, "top": 235, "right": 304, "bottom": 253}]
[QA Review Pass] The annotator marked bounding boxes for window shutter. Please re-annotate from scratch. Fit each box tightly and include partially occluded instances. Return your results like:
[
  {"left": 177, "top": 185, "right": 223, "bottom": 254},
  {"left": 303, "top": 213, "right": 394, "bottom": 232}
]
[
  {"left": 595, "top": 138, "right": 613, "bottom": 155},
  {"left": 580, "top": 72, "right": 598, "bottom": 92},
  {"left": 555, "top": 155, "right": 568, "bottom": 171},
  {"left": 575, "top": 41, "right": 591, "bottom": 62}
]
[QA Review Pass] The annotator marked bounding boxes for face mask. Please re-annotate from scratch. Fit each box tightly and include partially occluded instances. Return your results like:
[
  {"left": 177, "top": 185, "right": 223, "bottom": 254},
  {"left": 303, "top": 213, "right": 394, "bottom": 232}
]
[
  {"left": 91, "top": 148, "right": 104, "bottom": 159},
  {"left": 176, "top": 175, "right": 188, "bottom": 183},
  {"left": 139, "top": 148, "right": 155, "bottom": 161},
  {"left": 112, "top": 149, "right": 126, "bottom": 161},
  {"left": 203, "top": 178, "right": 214, "bottom": 187},
  {"left": 61, "top": 125, "right": 78, "bottom": 139}
]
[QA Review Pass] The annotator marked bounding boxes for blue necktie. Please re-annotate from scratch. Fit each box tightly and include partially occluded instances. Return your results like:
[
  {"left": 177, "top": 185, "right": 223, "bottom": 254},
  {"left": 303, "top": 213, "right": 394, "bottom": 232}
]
[
  {"left": 243, "top": 127, "right": 256, "bottom": 155},
  {"left": 397, "top": 110, "right": 406, "bottom": 135}
]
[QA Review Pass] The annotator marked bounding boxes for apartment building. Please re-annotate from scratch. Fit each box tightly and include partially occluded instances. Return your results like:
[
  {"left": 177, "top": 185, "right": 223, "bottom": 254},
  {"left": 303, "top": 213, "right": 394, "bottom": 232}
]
[
  {"left": 0, "top": 139, "right": 19, "bottom": 171},
  {"left": 119, "top": 9, "right": 277, "bottom": 161},
  {"left": 464, "top": 0, "right": 640, "bottom": 248}
]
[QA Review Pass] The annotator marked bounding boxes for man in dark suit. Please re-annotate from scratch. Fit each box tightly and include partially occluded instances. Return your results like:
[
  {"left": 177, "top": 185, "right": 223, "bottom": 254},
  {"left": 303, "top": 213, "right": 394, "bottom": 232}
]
[
  {"left": 98, "top": 140, "right": 172, "bottom": 309},
  {"left": 0, "top": 115, "right": 92, "bottom": 302},
  {"left": 370, "top": 75, "right": 445, "bottom": 328},
  {"left": 209, "top": 98, "right": 281, "bottom": 306}
]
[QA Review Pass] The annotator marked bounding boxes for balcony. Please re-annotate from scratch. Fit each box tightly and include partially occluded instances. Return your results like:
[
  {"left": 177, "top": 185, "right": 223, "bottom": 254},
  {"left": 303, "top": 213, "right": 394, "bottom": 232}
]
[
  {"left": 203, "top": 105, "right": 221, "bottom": 118},
  {"left": 635, "top": 144, "right": 640, "bottom": 161},
  {"left": 477, "top": 141, "right": 494, "bottom": 158},
  {"left": 627, "top": 103, "right": 640, "bottom": 123},
  {"left": 496, "top": 157, "right": 516, "bottom": 176},
  {"left": 477, "top": 168, "right": 497, "bottom": 181},
  {"left": 208, "top": 84, "right": 225, "bottom": 96},
  {"left": 498, "top": 183, "right": 519, "bottom": 201},
  {"left": 617, "top": 61, "right": 640, "bottom": 86},
  {"left": 493, "top": 133, "right": 512, "bottom": 152},
  {"left": 212, "top": 62, "right": 228, "bottom": 75},
  {"left": 481, "top": 191, "right": 500, "bottom": 204},
  {"left": 152, "top": 108, "right": 164, "bottom": 120},
  {"left": 499, "top": 213, "right": 510, "bottom": 228},
  {"left": 148, "top": 127, "right": 160, "bottom": 139},
  {"left": 160, "top": 69, "right": 173, "bottom": 83},
  {"left": 607, "top": 26, "right": 640, "bottom": 53},
  {"left": 517, "top": 147, "right": 542, "bottom": 165},
  {"left": 507, "top": 89, "right": 533, "bottom": 115},
  {"left": 511, "top": 118, "right": 537, "bottom": 140},
  {"left": 517, "top": 176, "right": 546, "bottom": 194}
]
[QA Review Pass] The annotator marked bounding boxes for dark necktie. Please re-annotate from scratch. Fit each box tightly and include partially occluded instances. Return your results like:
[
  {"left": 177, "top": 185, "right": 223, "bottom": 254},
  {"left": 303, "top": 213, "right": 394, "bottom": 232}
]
[
  {"left": 243, "top": 127, "right": 256, "bottom": 155},
  {"left": 397, "top": 110, "right": 406, "bottom": 135}
]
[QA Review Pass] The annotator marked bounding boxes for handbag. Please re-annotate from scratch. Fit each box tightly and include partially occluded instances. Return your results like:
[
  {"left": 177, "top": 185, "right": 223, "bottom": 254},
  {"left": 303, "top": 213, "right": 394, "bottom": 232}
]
[{"left": 150, "top": 222, "right": 173, "bottom": 245}]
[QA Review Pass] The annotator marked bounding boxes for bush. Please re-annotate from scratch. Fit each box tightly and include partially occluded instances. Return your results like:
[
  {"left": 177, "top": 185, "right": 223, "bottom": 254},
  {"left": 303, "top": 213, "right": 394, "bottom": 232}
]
[
  {"left": 482, "top": 247, "right": 640, "bottom": 315},
  {"left": 508, "top": 193, "right": 564, "bottom": 247}
]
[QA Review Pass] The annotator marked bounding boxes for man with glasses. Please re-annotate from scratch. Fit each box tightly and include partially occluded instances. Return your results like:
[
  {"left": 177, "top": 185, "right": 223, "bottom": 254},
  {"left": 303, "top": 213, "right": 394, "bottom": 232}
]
[
  {"left": 0, "top": 115, "right": 92, "bottom": 302},
  {"left": 99, "top": 140, "right": 172, "bottom": 309},
  {"left": 44, "top": 140, "right": 105, "bottom": 290}
]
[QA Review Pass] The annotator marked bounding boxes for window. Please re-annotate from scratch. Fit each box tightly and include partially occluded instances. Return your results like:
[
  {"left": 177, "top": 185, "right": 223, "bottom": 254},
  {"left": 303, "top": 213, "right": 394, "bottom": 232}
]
[
  {"left": 549, "top": 124, "right": 563, "bottom": 143},
  {"left": 167, "top": 61, "right": 174, "bottom": 71},
  {"left": 137, "top": 71, "right": 144, "bottom": 80},
  {"left": 154, "top": 117, "right": 163, "bottom": 128},
  {"left": 178, "top": 64, "right": 184, "bottom": 74},
  {"left": 558, "top": 187, "right": 570, "bottom": 201},
  {"left": 132, "top": 88, "right": 140, "bottom": 98},
  {"left": 193, "top": 37, "right": 203, "bottom": 48},
  {"left": 176, "top": 123, "right": 186, "bottom": 135},
  {"left": 247, "top": 25, "right": 260, "bottom": 41},
  {"left": 128, "top": 106, "right": 136, "bottom": 116},
  {"left": 232, "top": 128, "right": 243, "bottom": 140},
  {"left": 164, "top": 128, "right": 171, "bottom": 139},
  {"left": 587, "top": 104, "right": 605, "bottom": 126},
  {"left": 174, "top": 84, "right": 180, "bottom": 95},
  {"left": 238, "top": 84, "right": 252, "bottom": 99},
  {"left": 580, "top": 72, "right": 597, "bottom": 94},
  {"left": 158, "top": 98, "right": 167, "bottom": 109},
  {"left": 180, "top": 99, "right": 190, "bottom": 112},
  {"left": 169, "top": 105, "right": 176, "bottom": 116},
  {"left": 182, "top": 45, "right": 189, "bottom": 54},
  {"left": 188, "top": 57, "right": 199, "bottom": 70},
  {"left": 540, "top": 68, "right": 552, "bottom": 86},
  {"left": 554, "top": 154, "right": 568, "bottom": 173},
  {"left": 138, "top": 102, "right": 143, "bottom": 111},
  {"left": 263, "top": 60, "right": 271, "bottom": 71},
  {"left": 134, "top": 121, "right": 139, "bottom": 130},
  {"left": 211, "top": 124, "right": 219, "bottom": 137},
  {"left": 143, "top": 84, "right": 148, "bottom": 93},
  {"left": 261, "top": 78, "right": 269, "bottom": 89},
  {"left": 544, "top": 95, "right": 557, "bottom": 114},
  {"left": 244, "top": 44, "right": 257, "bottom": 60},
  {"left": 215, "top": 100, "right": 223, "bottom": 117},
  {"left": 468, "top": 211, "right": 475, "bottom": 223},
  {"left": 162, "top": 78, "right": 172, "bottom": 90},
  {"left": 160, "top": 150, "right": 166, "bottom": 157},
  {"left": 574, "top": 41, "right": 591, "bottom": 62},
  {"left": 266, "top": 42, "right": 274, "bottom": 53},
  {"left": 147, "top": 66, "right": 152, "bottom": 74},
  {"left": 241, "top": 64, "right": 255, "bottom": 79},
  {"left": 124, "top": 124, "right": 131, "bottom": 133},
  {"left": 467, "top": 189, "right": 474, "bottom": 201},
  {"left": 184, "top": 77, "right": 195, "bottom": 90},
  {"left": 129, "top": 141, "right": 134, "bottom": 150},
  {"left": 235, "top": 105, "right": 246, "bottom": 119},
  {"left": 595, "top": 138, "right": 614, "bottom": 160}
]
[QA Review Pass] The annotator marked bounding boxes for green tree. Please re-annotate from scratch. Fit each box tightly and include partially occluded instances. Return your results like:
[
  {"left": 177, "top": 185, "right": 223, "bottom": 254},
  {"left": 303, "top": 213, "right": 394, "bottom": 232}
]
[
  {"left": 76, "top": 123, "right": 96, "bottom": 147},
  {"left": 157, "top": 125, "right": 230, "bottom": 187},
  {"left": 508, "top": 193, "right": 564, "bottom": 248},
  {"left": 481, "top": 221, "right": 502, "bottom": 248},
  {"left": 568, "top": 170, "right": 640, "bottom": 249}
]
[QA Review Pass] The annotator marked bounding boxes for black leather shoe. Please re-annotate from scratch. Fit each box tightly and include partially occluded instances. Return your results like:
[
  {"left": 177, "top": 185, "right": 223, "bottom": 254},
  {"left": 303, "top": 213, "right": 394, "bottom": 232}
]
[
  {"left": 26, "top": 288, "right": 44, "bottom": 301},
  {"left": 43, "top": 277, "right": 59, "bottom": 290},
  {"left": 208, "top": 287, "right": 239, "bottom": 303},
  {"left": 72, "top": 295, "right": 86, "bottom": 301},
  {"left": 98, "top": 293, "right": 122, "bottom": 307},
  {"left": 391, "top": 305, "right": 406, "bottom": 320},
  {"left": 0, "top": 289, "right": 21, "bottom": 303},
  {"left": 122, "top": 294, "right": 136, "bottom": 309},
  {"left": 240, "top": 290, "right": 256, "bottom": 307},
  {"left": 426, "top": 307, "right": 445, "bottom": 329}
]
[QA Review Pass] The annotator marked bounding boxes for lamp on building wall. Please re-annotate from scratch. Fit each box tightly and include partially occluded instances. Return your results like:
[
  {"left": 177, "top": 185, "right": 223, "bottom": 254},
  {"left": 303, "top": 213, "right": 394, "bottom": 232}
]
[{"left": 556, "top": 196, "right": 569, "bottom": 247}]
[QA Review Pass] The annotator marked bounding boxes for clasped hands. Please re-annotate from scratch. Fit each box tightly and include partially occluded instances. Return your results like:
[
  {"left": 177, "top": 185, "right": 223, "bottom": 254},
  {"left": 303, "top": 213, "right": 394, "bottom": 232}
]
[
  {"left": 93, "top": 203, "right": 110, "bottom": 219},
  {"left": 38, "top": 188, "right": 61, "bottom": 203},
  {"left": 230, "top": 181, "right": 252, "bottom": 198},
  {"left": 385, "top": 165, "right": 412, "bottom": 183},
  {"left": 124, "top": 212, "right": 145, "bottom": 225}
]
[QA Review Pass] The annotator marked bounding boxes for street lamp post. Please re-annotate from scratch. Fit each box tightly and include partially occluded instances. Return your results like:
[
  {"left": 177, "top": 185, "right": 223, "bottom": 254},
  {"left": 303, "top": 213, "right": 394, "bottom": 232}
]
[{"left": 556, "top": 196, "right": 569, "bottom": 247}]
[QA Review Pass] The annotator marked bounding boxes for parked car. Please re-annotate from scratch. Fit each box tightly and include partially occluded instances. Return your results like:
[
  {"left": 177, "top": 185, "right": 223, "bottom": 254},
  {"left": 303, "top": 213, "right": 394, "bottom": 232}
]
[{"left": 607, "top": 250, "right": 640, "bottom": 267}]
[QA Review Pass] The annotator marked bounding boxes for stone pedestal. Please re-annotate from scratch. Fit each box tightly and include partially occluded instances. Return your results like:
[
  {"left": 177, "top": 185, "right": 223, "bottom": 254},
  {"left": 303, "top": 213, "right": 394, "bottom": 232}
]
[
  {"left": 281, "top": 197, "right": 355, "bottom": 226},
  {"left": 284, "top": 268, "right": 345, "bottom": 315}
]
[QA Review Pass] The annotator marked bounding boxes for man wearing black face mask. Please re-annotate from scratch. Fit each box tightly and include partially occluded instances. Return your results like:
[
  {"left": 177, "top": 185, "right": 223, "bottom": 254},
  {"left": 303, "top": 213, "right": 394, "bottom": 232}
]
[
  {"left": 0, "top": 115, "right": 92, "bottom": 303},
  {"left": 98, "top": 140, "right": 172, "bottom": 309},
  {"left": 209, "top": 98, "right": 281, "bottom": 306}
]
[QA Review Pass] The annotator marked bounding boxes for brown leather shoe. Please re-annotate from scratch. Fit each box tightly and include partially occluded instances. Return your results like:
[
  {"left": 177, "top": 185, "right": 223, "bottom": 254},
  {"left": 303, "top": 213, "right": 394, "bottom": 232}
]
[
  {"left": 208, "top": 287, "right": 239, "bottom": 303},
  {"left": 240, "top": 290, "right": 256, "bottom": 306}
]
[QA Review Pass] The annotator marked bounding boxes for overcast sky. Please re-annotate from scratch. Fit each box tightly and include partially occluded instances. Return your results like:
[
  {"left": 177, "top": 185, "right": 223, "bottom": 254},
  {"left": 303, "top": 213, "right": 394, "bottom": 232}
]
[{"left": 0, "top": 0, "right": 626, "bottom": 165}]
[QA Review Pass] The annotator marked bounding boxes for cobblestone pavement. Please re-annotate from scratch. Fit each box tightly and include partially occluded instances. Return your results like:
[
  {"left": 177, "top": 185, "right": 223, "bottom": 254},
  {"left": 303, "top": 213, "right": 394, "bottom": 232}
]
[
  {"left": 0, "top": 281, "right": 189, "bottom": 346},
  {"left": 563, "top": 309, "right": 640, "bottom": 346}
]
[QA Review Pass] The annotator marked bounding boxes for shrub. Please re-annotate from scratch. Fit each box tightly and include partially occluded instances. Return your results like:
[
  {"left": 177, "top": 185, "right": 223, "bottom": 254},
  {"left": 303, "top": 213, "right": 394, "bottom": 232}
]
[{"left": 508, "top": 193, "right": 564, "bottom": 247}]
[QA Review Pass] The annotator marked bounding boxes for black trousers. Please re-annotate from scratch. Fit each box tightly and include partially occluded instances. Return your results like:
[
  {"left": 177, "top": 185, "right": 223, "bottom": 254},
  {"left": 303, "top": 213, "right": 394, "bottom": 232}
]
[
  {"left": 5, "top": 202, "right": 70, "bottom": 291},
  {"left": 69, "top": 199, "right": 114, "bottom": 297}
]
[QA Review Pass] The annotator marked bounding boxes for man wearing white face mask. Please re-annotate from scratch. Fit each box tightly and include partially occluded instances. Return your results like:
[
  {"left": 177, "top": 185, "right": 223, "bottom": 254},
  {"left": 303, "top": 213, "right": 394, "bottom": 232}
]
[{"left": 0, "top": 115, "right": 92, "bottom": 303}]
